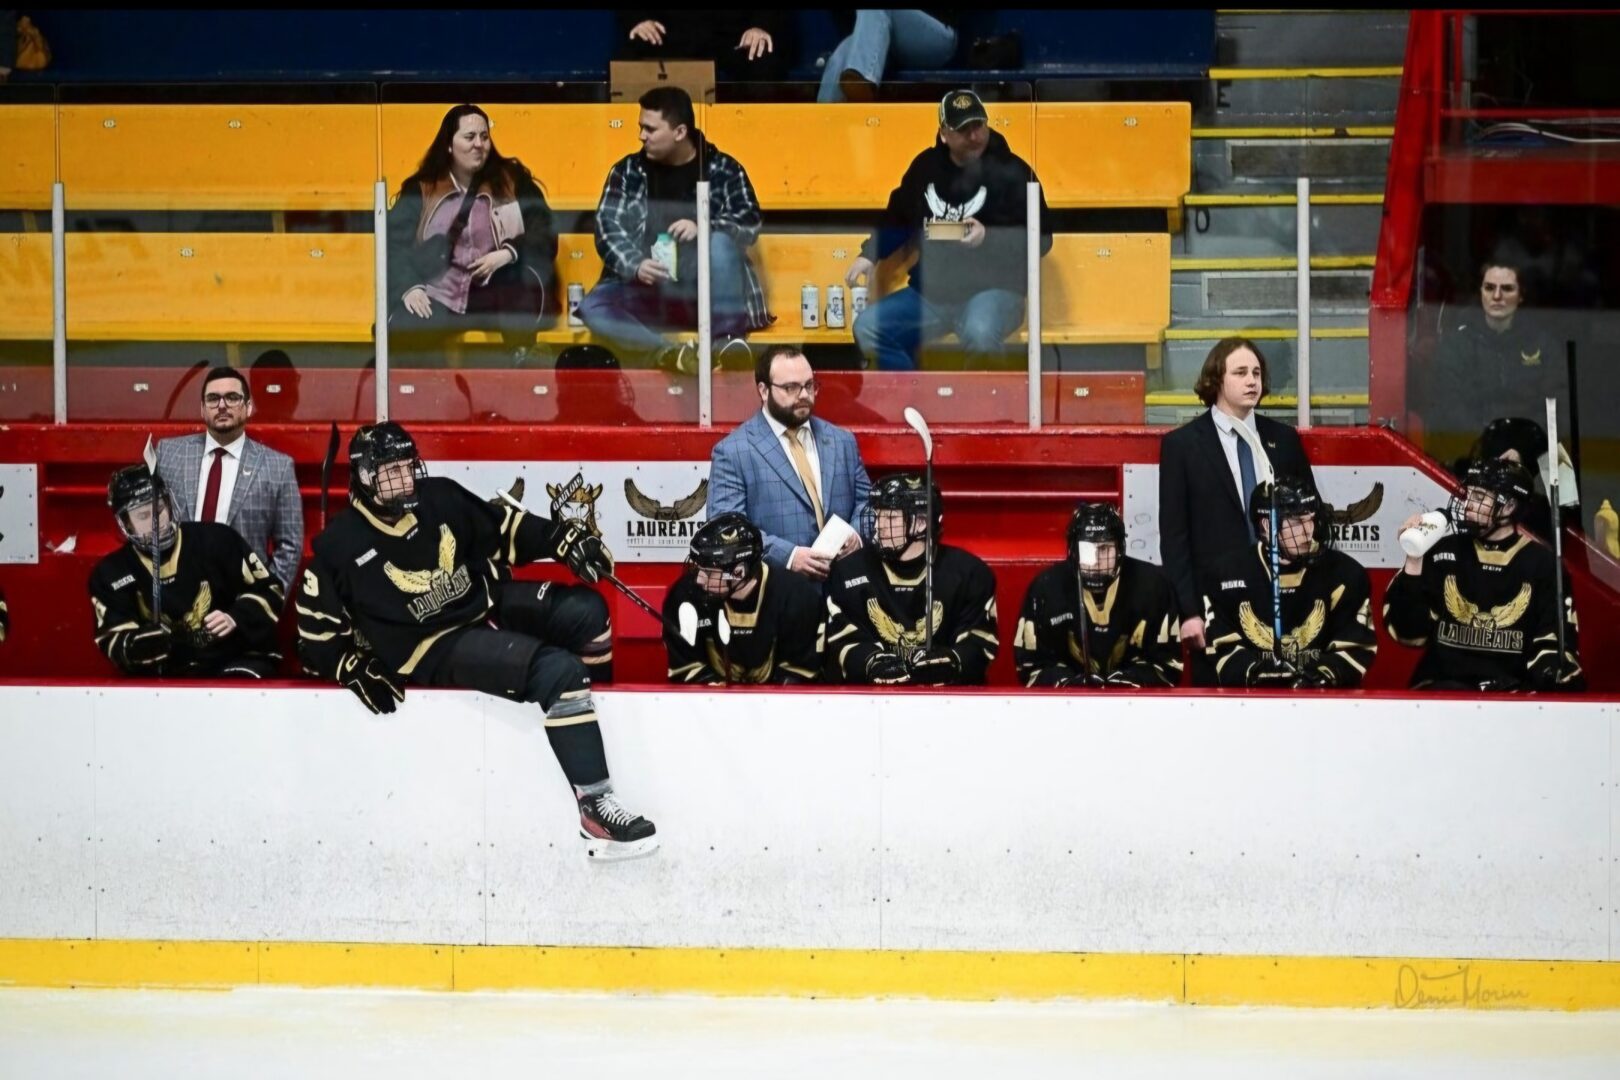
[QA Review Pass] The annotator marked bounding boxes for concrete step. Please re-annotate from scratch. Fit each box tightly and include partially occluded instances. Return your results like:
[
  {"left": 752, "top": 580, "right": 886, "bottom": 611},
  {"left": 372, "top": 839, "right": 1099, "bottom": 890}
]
[
  {"left": 1198, "top": 72, "right": 1400, "bottom": 127},
  {"left": 1173, "top": 267, "right": 1372, "bottom": 319},
  {"left": 1157, "top": 329, "right": 1370, "bottom": 395},
  {"left": 1215, "top": 10, "right": 1410, "bottom": 69},
  {"left": 1194, "top": 136, "right": 1391, "bottom": 189},
  {"left": 1175, "top": 201, "right": 1384, "bottom": 259}
]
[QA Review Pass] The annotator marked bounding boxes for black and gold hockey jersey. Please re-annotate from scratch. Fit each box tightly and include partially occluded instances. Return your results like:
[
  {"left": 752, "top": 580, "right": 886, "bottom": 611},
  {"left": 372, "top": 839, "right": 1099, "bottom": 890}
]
[
  {"left": 1202, "top": 544, "right": 1377, "bottom": 688},
  {"left": 824, "top": 544, "right": 999, "bottom": 685},
  {"left": 1384, "top": 531, "right": 1584, "bottom": 691},
  {"left": 88, "top": 522, "right": 285, "bottom": 675},
  {"left": 663, "top": 564, "right": 825, "bottom": 685},
  {"left": 297, "top": 477, "right": 562, "bottom": 681},
  {"left": 1014, "top": 557, "right": 1181, "bottom": 688}
]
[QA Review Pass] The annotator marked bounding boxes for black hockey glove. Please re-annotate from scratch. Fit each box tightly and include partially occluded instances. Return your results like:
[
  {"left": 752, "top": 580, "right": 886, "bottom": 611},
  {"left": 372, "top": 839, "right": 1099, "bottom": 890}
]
[
  {"left": 1247, "top": 654, "right": 1298, "bottom": 688},
  {"left": 1296, "top": 664, "right": 1339, "bottom": 690},
  {"left": 1102, "top": 670, "right": 1142, "bottom": 689},
  {"left": 114, "top": 624, "right": 173, "bottom": 670},
  {"left": 1528, "top": 659, "right": 1576, "bottom": 692},
  {"left": 906, "top": 646, "right": 962, "bottom": 686},
  {"left": 865, "top": 651, "right": 912, "bottom": 685},
  {"left": 548, "top": 519, "right": 615, "bottom": 584},
  {"left": 338, "top": 650, "right": 404, "bottom": 715},
  {"left": 1057, "top": 669, "right": 1106, "bottom": 689},
  {"left": 1478, "top": 677, "right": 1525, "bottom": 694}
]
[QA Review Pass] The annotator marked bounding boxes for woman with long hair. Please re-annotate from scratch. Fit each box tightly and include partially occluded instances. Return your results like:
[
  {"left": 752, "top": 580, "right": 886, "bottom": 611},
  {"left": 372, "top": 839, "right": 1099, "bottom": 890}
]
[{"left": 386, "top": 104, "right": 558, "bottom": 363}]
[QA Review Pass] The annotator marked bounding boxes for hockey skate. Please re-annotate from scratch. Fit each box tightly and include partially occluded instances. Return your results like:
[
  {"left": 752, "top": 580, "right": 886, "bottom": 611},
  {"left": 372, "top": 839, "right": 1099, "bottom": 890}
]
[{"left": 578, "top": 791, "right": 660, "bottom": 862}]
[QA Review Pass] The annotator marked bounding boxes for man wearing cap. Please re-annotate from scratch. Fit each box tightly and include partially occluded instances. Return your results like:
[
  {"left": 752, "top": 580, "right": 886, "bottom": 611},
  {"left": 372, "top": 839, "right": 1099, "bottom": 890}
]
[{"left": 846, "top": 89, "right": 1052, "bottom": 372}]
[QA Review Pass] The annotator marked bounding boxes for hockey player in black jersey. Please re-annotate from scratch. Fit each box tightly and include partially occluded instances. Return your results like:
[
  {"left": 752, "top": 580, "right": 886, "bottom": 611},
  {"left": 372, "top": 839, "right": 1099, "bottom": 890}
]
[
  {"left": 90, "top": 465, "right": 285, "bottom": 678},
  {"left": 1202, "top": 476, "right": 1377, "bottom": 689},
  {"left": 1385, "top": 457, "right": 1583, "bottom": 692},
  {"left": 295, "top": 422, "right": 657, "bottom": 860},
  {"left": 1015, "top": 502, "right": 1181, "bottom": 689},
  {"left": 664, "top": 513, "right": 825, "bottom": 685},
  {"left": 825, "top": 472, "right": 998, "bottom": 686}
]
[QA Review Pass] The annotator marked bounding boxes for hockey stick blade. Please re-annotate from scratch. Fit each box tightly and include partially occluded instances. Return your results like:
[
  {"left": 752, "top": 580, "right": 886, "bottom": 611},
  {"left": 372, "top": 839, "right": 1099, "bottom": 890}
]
[
  {"left": 902, "top": 407, "right": 934, "bottom": 462},
  {"left": 677, "top": 601, "right": 700, "bottom": 647},
  {"left": 716, "top": 606, "right": 732, "bottom": 646}
]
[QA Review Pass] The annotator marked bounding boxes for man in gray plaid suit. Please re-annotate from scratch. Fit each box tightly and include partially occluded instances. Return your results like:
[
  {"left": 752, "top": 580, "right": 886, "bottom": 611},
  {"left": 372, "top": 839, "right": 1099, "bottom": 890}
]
[
  {"left": 708, "top": 346, "right": 870, "bottom": 582},
  {"left": 155, "top": 366, "right": 304, "bottom": 588}
]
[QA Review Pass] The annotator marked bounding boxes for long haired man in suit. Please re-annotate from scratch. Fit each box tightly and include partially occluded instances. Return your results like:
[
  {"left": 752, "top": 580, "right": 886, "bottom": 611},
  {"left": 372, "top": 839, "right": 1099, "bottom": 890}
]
[
  {"left": 1158, "top": 337, "right": 1316, "bottom": 671},
  {"left": 706, "top": 345, "right": 871, "bottom": 582},
  {"left": 155, "top": 366, "right": 304, "bottom": 589}
]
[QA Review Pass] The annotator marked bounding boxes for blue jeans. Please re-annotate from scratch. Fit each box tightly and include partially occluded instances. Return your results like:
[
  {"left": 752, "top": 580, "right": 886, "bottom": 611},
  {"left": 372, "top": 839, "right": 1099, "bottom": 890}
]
[
  {"left": 578, "top": 232, "right": 751, "bottom": 365},
  {"left": 817, "top": 10, "right": 959, "bottom": 103},
  {"left": 852, "top": 286, "right": 1026, "bottom": 371}
]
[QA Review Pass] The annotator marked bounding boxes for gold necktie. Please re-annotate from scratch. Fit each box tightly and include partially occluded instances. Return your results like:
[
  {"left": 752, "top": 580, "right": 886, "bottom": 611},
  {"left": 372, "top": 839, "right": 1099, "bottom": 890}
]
[{"left": 786, "top": 428, "right": 825, "bottom": 531}]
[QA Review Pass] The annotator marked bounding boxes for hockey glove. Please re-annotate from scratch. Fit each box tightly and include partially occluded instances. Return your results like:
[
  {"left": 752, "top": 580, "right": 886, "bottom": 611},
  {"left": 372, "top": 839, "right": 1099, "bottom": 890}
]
[
  {"left": 1528, "top": 658, "right": 1577, "bottom": 692},
  {"left": 114, "top": 624, "right": 173, "bottom": 670},
  {"left": 1102, "top": 670, "right": 1142, "bottom": 689},
  {"left": 1296, "top": 665, "right": 1339, "bottom": 690},
  {"left": 549, "top": 520, "right": 615, "bottom": 584},
  {"left": 1247, "top": 654, "right": 1298, "bottom": 688},
  {"left": 338, "top": 651, "right": 405, "bottom": 715},
  {"left": 906, "top": 646, "right": 962, "bottom": 686},
  {"left": 1058, "top": 669, "right": 1107, "bottom": 689},
  {"left": 865, "top": 651, "right": 912, "bottom": 685},
  {"left": 1477, "top": 677, "right": 1525, "bottom": 694}
]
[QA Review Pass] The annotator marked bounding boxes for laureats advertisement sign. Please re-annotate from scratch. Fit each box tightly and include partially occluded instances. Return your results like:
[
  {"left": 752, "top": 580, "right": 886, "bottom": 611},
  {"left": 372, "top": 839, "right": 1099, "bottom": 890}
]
[{"left": 434, "top": 460, "right": 711, "bottom": 563}]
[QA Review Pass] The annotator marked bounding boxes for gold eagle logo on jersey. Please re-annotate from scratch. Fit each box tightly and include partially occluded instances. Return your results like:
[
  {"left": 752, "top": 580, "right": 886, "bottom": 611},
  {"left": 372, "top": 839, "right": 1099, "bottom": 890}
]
[
  {"left": 869, "top": 599, "right": 945, "bottom": 651},
  {"left": 1238, "top": 600, "right": 1326, "bottom": 661},
  {"left": 625, "top": 478, "right": 708, "bottom": 522},
  {"left": 1443, "top": 576, "right": 1532, "bottom": 631},
  {"left": 704, "top": 640, "right": 777, "bottom": 684},
  {"left": 138, "top": 581, "right": 211, "bottom": 632},
  {"left": 384, "top": 524, "right": 457, "bottom": 594},
  {"left": 1067, "top": 627, "right": 1133, "bottom": 675}
]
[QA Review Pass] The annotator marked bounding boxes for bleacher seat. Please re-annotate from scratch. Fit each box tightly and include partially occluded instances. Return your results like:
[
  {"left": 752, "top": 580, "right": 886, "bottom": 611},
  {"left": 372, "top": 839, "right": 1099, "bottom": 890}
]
[{"left": 0, "top": 105, "right": 56, "bottom": 212}]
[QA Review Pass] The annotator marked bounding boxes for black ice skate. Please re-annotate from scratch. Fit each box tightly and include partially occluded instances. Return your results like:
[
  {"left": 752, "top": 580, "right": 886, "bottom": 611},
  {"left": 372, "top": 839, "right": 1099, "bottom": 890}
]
[{"left": 578, "top": 791, "right": 659, "bottom": 862}]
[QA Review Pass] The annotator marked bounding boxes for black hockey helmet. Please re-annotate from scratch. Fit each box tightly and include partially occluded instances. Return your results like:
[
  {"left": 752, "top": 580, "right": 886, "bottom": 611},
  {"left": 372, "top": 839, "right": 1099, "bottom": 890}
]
[
  {"left": 349, "top": 421, "right": 426, "bottom": 517},
  {"left": 687, "top": 512, "right": 764, "bottom": 597},
  {"left": 1249, "top": 475, "right": 1328, "bottom": 566},
  {"left": 1474, "top": 416, "right": 1546, "bottom": 467},
  {"left": 1452, "top": 457, "right": 1534, "bottom": 535},
  {"left": 108, "top": 464, "right": 178, "bottom": 555},
  {"left": 1066, "top": 501, "right": 1125, "bottom": 589},
  {"left": 863, "top": 471, "right": 942, "bottom": 564}
]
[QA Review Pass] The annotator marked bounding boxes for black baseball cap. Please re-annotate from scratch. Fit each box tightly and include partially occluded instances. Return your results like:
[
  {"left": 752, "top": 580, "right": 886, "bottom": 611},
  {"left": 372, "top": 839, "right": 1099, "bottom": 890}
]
[{"left": 939, "top": 89, "right": 989, "bottom": 130}]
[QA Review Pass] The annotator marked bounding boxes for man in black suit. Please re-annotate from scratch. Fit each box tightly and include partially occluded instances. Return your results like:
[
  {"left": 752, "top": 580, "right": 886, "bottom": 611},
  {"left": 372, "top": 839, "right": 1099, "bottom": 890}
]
[{"left": 1158, "top": 337, "right": 1316, "bottom": 672}]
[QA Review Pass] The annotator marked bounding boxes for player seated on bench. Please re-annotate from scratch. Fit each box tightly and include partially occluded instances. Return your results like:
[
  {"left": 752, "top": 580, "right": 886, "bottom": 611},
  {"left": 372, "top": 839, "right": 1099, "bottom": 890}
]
[
  {"left": 825, "top": 472, "right": 998, "bottom": 686},
  {"left": 90, "top": 466, "right": 285, "bottom": 679},
  {"left": 663, "top": 512, "right": 825, "bottom": 685},
  {"left": 1015, "top": 501, "right": 1182, "bottom": 689}
]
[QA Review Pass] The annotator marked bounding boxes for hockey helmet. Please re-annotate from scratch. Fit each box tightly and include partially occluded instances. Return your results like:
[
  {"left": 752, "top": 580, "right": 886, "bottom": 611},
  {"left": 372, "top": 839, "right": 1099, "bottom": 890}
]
[
  {"left": 349, "top": 421, "right": 427, "bottom": 517},
  {"left": 108, "top": 465, "right": 179, "bottom": 555},
  {"left": 687, "top": 512, "right": 764, "bottom": 598},
  {"left": 1451, "top": 457, "right": 1534, "bottom": 536},
  {"left": 1066, "top": 501, "right": 1125, "bottom": 589},
  {"left": 1249, "top": 475, "right": 1328, "bottom": 566},
  {"left": 863, "top": 471, "right": 942, "bottom": 565}
]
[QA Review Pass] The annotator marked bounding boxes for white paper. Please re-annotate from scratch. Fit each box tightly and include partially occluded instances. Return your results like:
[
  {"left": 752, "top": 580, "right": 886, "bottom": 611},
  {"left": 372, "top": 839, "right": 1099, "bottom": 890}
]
[{"left": 811, "top": 515, "right": 856, "bottom": 558}]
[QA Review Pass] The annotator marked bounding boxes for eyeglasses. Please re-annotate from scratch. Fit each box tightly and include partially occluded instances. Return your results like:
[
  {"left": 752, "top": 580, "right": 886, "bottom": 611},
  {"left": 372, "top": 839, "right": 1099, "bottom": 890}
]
[
  {"left": 204, "top": 392, "right": 247, "bottom": 407},
  {"left": 768, "top": 380, "right": 820, "bottom": 397}
]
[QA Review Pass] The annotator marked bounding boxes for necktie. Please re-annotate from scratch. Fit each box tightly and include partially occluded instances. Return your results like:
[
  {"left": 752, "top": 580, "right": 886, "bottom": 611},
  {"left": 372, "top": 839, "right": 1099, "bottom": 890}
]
[
  {"left": 1235, "top": 431, "right": 1257, "bottom": 542},
  {"left": 200, "top": 447, "right": 226, "bottom": 524},
  {"left": 785, "top": 428, "right": 826, "bottom": 532}
]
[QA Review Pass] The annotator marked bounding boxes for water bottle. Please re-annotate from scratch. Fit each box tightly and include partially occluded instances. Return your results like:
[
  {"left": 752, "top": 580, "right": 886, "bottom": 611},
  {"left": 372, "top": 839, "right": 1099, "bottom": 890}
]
[
  {"left": 1399, "top": 510, "right": 1451, "bottom": 558},
  {"left": 801, "top": 284, "right": 820, "bottom": 329},
  {"left": 651, "top": 232, "right": 678, "bottom": 283},
  {"left": 826, "top": 285, "right": 846, "bottom": 329}
]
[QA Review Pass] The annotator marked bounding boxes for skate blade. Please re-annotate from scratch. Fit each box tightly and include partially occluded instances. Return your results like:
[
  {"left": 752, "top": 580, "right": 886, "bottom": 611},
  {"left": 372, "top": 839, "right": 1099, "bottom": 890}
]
[{"left": 582, "top": 832, "right": 661, "bottom": 863}]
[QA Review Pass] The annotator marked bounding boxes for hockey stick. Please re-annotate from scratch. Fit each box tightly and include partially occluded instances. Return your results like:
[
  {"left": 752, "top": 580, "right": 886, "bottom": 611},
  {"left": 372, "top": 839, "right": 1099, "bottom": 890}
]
[
  {"left": 1268, "top": 483, "right": 1284, "bottom": 661},
  {"left": 677, "top": 598, "right": 733, "bottom": 686},
  {"left": 318, "top": 422, "right": 340, "bottom": 533},
  {"left": 1547, "top": 396, "right": 1568, "bottom": 683},
  {"left": 902, "top": 407, "right": 935, "bottom": 653},
  {"left": 497, "top": 487, "right": 665, "bottom": 625},
  {"left": 1074, "top": 559, "right": 1094, "bottom": 681},
  {"left": 141, "top": 436, "right": 163, "bottom": 628}
]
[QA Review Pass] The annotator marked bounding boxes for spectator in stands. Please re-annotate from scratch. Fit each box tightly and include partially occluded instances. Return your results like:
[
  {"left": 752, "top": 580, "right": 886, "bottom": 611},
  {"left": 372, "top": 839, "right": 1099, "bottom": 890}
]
[
  {"left": 386, "top": 104, "right": 558, "bottom": 365},
  {"left": 0, "top": 10, "right": 15, "bottom": 82},
  {"left": 155, "top": 366, "right": 304, "bottom": 589},
  {"left": 846, "top": 89, "right": 1050, "bottom": 372},
  {"left": 90, "top": 466, "right": 286, "bottom": 679},
  {"left": 1423, "top": 260, "right": 1565, "bottom": 475},
  {"left": 818, "top": 10, "right": 962, "bottom": 103},
  {"left": 1157, "top": 337, "right": 1315, "bottom": 677},
  {"left": 618, "top": 12, "right": 792, "bottom": 82},
  {"left": 707, "top": 345, "right": 870, "bottom": 581},
  {"left": 578, "top": 86, "right": 771, "bottom": 372}
]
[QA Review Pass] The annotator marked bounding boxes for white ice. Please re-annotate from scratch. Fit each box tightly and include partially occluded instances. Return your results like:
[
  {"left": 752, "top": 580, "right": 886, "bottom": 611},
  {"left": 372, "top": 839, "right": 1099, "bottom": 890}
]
[{"left": 3, "top": 988, "right": 1620, "bottom": 1079}]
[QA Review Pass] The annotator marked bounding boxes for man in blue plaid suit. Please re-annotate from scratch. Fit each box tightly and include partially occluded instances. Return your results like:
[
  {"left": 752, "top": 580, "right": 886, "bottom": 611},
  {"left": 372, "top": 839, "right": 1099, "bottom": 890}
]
[
  {"left": 578, "top": 85, "right": 772, "bottom": 371},
  {"left": 707, "top": 346, "right": 870, "bottom": 581},
  {"left": 155, "top": 367, "right": 304, "bottom": 588}
]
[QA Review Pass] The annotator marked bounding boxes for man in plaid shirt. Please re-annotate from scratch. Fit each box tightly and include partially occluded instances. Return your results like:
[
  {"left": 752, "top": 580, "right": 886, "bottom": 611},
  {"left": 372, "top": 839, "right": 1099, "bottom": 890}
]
[{"left": 578, "top": 86, "right": 773, "bottom": 370}]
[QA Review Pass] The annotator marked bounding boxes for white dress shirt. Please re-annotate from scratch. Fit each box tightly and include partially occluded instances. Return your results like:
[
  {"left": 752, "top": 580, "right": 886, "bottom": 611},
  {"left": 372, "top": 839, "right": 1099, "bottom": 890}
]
[
  {"left": 1209, "top": 405, "right": 1273, "bottom": 507},
  {"left": 762, "top": 408, "right": 822, "bottom": 501},
  {"left": 195, "top": 433, "right": 245, "bottom": 524}
]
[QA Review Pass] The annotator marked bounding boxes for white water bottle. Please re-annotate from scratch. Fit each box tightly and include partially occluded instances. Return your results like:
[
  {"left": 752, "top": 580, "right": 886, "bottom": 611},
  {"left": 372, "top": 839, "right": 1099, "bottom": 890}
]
[
  {"left": 826, "top": 285, "right": 846, "bottom": 329},
  {"left": 651, "top": 232, "right": 678, "bottom": 282},
  {"left": 801, "top": 284, "right": 820, "bottom": 329},
  {"left": 1399, "top": 510, "right": 1451, "bottom": 558}
]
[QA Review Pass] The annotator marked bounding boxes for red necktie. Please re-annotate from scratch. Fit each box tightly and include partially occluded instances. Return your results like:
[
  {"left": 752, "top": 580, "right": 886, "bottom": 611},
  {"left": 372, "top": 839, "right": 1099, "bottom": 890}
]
[{"left": 199, "top": 447, "right": 225, "bottom": 523}]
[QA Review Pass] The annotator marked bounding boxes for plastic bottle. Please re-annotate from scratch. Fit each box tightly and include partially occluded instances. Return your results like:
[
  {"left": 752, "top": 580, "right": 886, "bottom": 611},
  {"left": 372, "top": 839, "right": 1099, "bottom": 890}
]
[
  {"left": 651, "top": 232, "right": 678, "bottom": 283},
  {"left": 1596, "top": 499, "right": 1619, "bottom": 558},
  {"left": 1399, "top": 510, "right": 1451, "bottom": 558}
]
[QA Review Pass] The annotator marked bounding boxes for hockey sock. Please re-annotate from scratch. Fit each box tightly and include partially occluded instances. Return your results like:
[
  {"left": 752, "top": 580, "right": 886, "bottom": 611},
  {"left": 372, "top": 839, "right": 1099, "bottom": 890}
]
[{"left": 544, "top": 688, "right": 610, "bottom": 789}]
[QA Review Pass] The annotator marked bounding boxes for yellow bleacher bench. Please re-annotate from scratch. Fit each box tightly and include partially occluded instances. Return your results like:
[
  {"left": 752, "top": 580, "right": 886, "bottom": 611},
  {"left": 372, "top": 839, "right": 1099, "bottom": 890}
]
[{"left": 0, "top": 105, "right": 57, "bottom": 213}]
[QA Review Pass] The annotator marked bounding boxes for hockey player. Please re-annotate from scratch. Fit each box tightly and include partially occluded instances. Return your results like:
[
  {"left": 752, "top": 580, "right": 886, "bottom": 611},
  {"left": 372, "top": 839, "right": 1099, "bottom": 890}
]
[
  {"left": 1201, "top": 476, "right": 1377, "bottom": 689},
  {"left": 1385, "top": 457, "right": 1583, "bottom": 692},
  {"left": 295, "top": 422, "right": 658, "bottom": 860},
  {"left": 90, "top": 465, "right": 285, "bottom": 678},
  {"left": 663, "top": 512, "right": 825, "bottom": 685},
  {"left": 1015, "top": 502, "right": 1181, "bottom": 689},
  {"left": 825, "top": 472, "right": 998, "bottom": 686}
]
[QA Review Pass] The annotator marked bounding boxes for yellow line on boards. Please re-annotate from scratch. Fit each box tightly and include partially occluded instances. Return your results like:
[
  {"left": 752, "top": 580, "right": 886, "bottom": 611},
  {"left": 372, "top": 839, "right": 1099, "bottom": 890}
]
[
  {"left": 4, "top": 940, "right": 1620, "bottom": 1011},
  {"left": 1184, "top": 193, "right": 1385, "bottom": 206}
]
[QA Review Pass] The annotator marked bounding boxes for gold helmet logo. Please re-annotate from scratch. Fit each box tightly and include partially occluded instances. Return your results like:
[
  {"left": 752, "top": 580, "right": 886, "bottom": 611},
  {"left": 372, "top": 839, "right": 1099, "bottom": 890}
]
[{"left": 719, "top": 526, "right": 742, "bottom": 543}]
